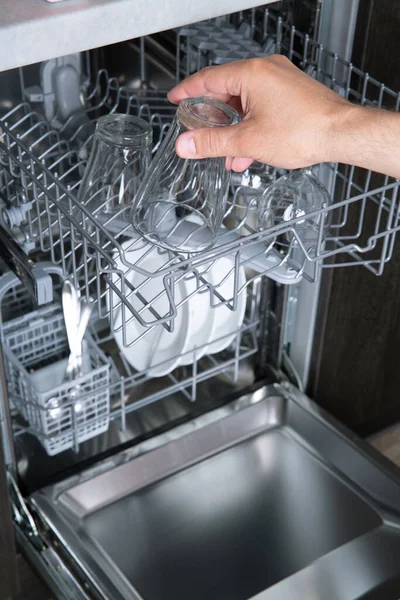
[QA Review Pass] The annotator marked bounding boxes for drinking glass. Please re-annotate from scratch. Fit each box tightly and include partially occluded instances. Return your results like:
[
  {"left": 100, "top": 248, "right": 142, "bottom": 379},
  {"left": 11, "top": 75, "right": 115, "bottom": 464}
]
[
  {"left": 130, "top": 96, "right": 240, "bottom": 253},
  {"left": 258, "top": 169, "right": 332, "bottom": 258},
  {"left": 78, "top": 114, "right": 152, "bottom": 226},
  {"left": 227, "top": 162, "right": 277, "bottom": 237}
]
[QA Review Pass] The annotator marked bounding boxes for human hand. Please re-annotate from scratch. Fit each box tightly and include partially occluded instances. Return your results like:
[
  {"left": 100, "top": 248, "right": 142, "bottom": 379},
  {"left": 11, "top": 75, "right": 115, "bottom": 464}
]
[{"left": 167, "top": 55, "right": 351, "bottom": 172}]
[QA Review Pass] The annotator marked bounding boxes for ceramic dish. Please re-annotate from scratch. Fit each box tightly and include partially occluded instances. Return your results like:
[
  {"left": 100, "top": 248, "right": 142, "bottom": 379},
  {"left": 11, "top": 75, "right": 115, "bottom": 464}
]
[
  {"left": 108, "top": 240, "right": 190, "bottom": 377},
  {"left": 178, "top": 271, "right": 214, "bottom": 366},
  {"left": 203, "top": 256, "right": 247, "bottom": 355},
  {"left": 108, "top": 241, "right": 246, "bottom": 375}
]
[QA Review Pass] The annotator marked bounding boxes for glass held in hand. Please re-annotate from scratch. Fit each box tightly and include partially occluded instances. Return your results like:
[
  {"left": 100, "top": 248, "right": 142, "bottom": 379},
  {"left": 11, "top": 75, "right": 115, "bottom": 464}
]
[
  {"left": 78, "top": 114, "right": 153, "bottom": 227},
  {"left": 258, "top": 169, "right": 332, "bottom": 258},
  {"left": 227, "top": 162, "right": 277, "bottom": 237},
  {"left": 130, "top": 96, "right": 240, "bottom": 253}
]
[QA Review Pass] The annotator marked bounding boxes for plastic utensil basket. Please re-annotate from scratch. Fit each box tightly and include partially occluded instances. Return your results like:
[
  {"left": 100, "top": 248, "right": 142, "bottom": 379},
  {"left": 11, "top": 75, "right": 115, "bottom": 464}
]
[{"left": 3, "top": 304, "right": 110, "bottom": 455}]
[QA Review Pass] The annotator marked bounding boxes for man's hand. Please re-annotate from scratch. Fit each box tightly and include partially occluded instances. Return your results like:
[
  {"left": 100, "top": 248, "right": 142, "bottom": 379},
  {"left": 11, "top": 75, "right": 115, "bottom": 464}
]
[{"left": 168, "top": 56, "right": 400, "bottom": 179}]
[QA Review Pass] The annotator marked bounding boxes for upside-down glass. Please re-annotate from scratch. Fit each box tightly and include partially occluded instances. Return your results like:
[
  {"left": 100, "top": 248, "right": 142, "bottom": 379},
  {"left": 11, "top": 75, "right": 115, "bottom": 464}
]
[
  {"left": 258, "top": 169, "right": 332, "bottom": 258},
  {"left": 226, "top": 162, "right": 277, "bottom": 237},
  {"left": 78, "top": 114, "right": 153, "bottom": 225},
  {"left": 130, "top": 96, "right": 240, "bottom": 253}
]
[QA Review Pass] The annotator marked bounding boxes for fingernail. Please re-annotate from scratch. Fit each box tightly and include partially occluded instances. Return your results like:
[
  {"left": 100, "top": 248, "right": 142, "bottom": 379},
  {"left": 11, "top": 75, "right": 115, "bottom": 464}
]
[{"left": 176, "top": 133, "right": 196, "bottom": 158}]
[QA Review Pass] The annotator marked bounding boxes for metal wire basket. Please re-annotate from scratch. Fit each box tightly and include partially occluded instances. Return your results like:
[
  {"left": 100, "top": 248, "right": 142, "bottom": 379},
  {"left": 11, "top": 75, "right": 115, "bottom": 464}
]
[
  {"left": 0, "top": 7, "right": 398, "bottom": 354},
  {"left": 3, "top": 304, "right": 110, "bottom": 456},
  {"left": 0, "top": 262, "right": 111, "bottom": 456}
]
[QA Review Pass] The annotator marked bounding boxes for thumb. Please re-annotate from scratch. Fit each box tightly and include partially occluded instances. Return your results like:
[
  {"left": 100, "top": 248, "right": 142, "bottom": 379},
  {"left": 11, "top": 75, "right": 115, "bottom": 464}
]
[{"left": 175, "top": 120, "right": 254, "bottom": 160}]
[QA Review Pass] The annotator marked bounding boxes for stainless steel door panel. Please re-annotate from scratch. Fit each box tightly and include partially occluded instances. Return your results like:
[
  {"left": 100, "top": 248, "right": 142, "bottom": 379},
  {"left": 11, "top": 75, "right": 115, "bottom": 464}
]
[
  {"left": 31, "top": 385, "right": 400, "bottom": 600},
  {"left": 81, "top": 428, "right": 380, "bottom": 600}
]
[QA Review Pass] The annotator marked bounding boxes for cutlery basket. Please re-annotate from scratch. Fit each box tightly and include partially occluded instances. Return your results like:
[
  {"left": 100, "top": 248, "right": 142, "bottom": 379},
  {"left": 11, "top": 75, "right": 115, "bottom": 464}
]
[{"left": 2, "top": 303, "right": 110, "bottom": 456}]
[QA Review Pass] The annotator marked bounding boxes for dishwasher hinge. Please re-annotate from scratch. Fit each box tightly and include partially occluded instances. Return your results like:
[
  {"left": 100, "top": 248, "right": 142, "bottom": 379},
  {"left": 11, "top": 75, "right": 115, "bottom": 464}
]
[{"left": 7, "top": 471, "right": 44, "bottom": 551}]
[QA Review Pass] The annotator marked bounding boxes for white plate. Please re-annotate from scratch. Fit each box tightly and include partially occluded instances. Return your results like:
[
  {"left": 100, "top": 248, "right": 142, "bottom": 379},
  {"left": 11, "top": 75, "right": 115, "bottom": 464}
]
[
  {"left": 178, "top": 272, "right": 213, "bottom": 366},
  {"left": 203, "top": 256, "right": 247, "bottom": 355},
  {"left": 108, "top": 240, "right": 190, "bottom": 377},
  {"left": 108, "top": 241, "right": 246, "bottom": 375}
]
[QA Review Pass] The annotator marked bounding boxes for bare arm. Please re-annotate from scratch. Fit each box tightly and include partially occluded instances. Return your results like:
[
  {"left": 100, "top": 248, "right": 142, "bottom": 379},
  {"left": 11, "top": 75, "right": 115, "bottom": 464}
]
[
  {"left": 329, "top": 105, "right": 400, "bottom": 178},
  {"left": 167, "top": 56, "right": 400, "bottom": 179}
]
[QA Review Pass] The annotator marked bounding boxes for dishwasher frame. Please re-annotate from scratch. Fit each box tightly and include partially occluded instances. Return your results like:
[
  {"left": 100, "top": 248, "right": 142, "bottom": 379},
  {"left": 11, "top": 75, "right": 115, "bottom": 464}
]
[
  {"left": 0, "top": 2, "right": 400, "bottom": 599},
  {"left": 0, "top": 0, "right": 398, "bottom": 487}
]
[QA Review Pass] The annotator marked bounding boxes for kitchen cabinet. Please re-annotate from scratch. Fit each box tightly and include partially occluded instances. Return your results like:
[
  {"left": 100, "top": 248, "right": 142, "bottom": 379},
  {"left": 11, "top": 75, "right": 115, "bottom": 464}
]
[
  {"left": 309, "top": 0, "right": 400, "bottom": 436},
  {"left": 0, "top": 0, "right": 276, "bottom": 71}
]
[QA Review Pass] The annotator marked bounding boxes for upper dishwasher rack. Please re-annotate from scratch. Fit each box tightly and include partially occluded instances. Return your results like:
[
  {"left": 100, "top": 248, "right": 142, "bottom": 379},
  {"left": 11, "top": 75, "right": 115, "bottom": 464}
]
[{"left": 0, "top": 8, "right": 399, "bottom": 348}]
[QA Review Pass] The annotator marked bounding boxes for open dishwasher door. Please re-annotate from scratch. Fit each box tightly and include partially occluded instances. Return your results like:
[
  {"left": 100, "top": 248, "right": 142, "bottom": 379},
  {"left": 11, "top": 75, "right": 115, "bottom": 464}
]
[{"left": 28, "top": 383, "right": 400, "bottom": 600}]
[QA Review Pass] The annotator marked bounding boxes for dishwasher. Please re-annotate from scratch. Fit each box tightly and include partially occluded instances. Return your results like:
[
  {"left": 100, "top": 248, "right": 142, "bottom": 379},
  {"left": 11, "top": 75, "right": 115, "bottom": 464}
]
[{"left": 0, "top": 2, "right": 400, "bottom": 599}]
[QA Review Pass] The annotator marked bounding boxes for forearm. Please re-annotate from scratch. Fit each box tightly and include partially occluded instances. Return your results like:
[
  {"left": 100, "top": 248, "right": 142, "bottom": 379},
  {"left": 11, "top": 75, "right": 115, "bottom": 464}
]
[{"left": 329, "top": 105, "right": 400, "bottom": 179}]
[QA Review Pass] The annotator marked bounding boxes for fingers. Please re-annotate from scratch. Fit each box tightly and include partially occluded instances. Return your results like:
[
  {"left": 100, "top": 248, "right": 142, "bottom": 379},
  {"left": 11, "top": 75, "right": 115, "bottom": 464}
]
[
  {"left": 225, "top": 96, "right": 243, "bottom": 115},
  {"left": 168, "top": 61, "right": 249, "bottom": 105},
  {"left": 175, "top": 120, "right": 255, "bottom": 160},
  {"left": 225, "top": 157, "right": 254, "bottom": 172},
  {"left": 231, "top": 157, "right": 253, "bottom": 172},
  {"left": 225, "top": 157, "right": 233, "bottom": 170}
]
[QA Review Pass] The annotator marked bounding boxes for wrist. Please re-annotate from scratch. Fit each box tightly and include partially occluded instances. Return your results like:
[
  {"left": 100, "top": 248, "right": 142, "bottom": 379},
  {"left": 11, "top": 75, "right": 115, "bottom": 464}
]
[{"left": 324, "top": 102, "right": 365, "bottom": 165}]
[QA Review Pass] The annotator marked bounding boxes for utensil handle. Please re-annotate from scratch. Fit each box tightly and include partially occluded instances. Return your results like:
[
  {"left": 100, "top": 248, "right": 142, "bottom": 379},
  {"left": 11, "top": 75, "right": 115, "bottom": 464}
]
[
  {"left": 76, "top": 301, "right": 93, "bottom": 344},
  {"left": 62, "top": 279, "right": 81, "bottom": 355},
  {"left": 64, "top": 298, "right": 93, "bottom": 381},
  {"left": 65, "top": 352, "right": 82, "bottom": 382}
]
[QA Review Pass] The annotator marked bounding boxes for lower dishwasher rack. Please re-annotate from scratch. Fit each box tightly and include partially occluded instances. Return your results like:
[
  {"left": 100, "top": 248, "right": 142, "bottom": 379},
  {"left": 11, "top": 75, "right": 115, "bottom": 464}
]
[{"left": 28, "top": 383, "right": 400, "bottom": 600}]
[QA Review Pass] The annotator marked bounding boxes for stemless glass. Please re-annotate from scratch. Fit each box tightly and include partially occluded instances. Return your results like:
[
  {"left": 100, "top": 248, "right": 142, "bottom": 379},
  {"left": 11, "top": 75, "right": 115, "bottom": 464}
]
[
  {"left": 258, "top": 169, "right": 332, "bottom": 258},
  {"left": 78, "top": 114, "right": 153, "bottom": 226},
  {"left": 130, "top": 96, "right": 240, "bottom": 253},
  {"left": 227, "top": 162, "right": 277, "bottom": 237}
]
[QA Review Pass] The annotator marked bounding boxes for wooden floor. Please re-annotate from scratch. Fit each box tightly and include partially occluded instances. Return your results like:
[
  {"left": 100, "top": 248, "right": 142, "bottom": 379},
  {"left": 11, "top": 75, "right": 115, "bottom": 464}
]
[
  {"left": 370, "top": 424, "right": 400, "bottom": 467},
  {"left": 11, "top": 425, "right": 400, "bottom": 599}
]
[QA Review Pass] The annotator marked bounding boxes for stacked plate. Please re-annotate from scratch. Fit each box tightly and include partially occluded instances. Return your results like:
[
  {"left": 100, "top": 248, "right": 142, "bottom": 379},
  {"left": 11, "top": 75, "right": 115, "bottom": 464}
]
[{"left": 107, "top": 240, "right": 246, "bottom": 377}]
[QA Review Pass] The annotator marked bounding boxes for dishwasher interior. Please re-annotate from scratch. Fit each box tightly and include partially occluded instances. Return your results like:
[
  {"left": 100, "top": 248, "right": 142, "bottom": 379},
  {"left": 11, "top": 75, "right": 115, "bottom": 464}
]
[{"left": 1, "top": 3, "right": 400, "bottom": 599}]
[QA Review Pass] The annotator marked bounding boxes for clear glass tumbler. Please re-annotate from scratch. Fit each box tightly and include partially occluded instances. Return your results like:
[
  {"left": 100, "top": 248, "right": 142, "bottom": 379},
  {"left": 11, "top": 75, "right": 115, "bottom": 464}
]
[
  {"left": 78, "top": 114, "right": 153, "bottom": 226},
  {"left": 130, "top": 96, "right": 240, "bottom": 253},
  {"left": 258, "top": 169, "right": 332, "bottom": 258}
]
